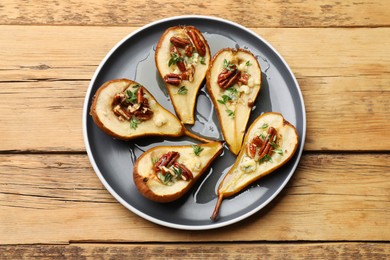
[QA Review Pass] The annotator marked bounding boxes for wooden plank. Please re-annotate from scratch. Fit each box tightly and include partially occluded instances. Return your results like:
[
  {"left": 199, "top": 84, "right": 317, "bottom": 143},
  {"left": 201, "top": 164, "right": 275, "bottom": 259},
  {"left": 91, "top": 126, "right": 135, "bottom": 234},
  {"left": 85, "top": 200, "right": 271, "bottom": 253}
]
[
  {"left": 0, "top": 26, "right": 389, "bottom": 151},
  {"left": 1, "top": 0, "right": 389, "bottom": 27},
  {"left": 0, "top": 243, "right": 389, "bottom": 259},
  {"left": 2, "top": 26, "right": 389, "bottom": 81},
  {"left": 0, "top": 154, "right": 388, "bottom": 244},
  {"left": 0, "top": 78, "right": 389, "bottom": 152},
  {"left": 0, "top": 81, "right": 86, "bottom": 152},
  {"left": 0, "top": 26, "right": 127, "bottom": 82}
]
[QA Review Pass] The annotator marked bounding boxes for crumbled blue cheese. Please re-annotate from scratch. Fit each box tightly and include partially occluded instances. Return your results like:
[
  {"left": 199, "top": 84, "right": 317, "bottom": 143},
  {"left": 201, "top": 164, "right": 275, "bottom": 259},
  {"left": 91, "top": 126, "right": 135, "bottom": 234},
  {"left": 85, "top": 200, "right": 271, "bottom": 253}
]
[
  {"left": 239, "top": 84, "right": 251, "bottom": 95},
  {"left": 185, "top": 53, "right": 199, "bottom": 65},
  {"left": 153, "top": 114, "right": 167, "bottom": 127},
  {"left": 240, "top": 156, "right": 257, "bottom": 173},
  {"left": 148, "top": 100, "right": 157, "bottom": 109},
  {"left": 238, "top": 62, "right": 248, "bottom": 72}
]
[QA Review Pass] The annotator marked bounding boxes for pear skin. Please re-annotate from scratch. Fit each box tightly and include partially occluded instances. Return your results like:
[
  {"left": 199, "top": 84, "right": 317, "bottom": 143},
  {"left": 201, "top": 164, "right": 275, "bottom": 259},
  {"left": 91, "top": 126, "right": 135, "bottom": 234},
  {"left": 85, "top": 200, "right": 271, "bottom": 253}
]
[
  {"left": 133, "top": 141, "right": 223, "bottom": 203},
  {"left": 206, "top": 48, "right": 262, "bottom": 155},
  {"left": 155, "top": 26, "right": 211, "bottom": 125},
  {"left": 211, "top": 112, "right": 299, "bottom": 220}
]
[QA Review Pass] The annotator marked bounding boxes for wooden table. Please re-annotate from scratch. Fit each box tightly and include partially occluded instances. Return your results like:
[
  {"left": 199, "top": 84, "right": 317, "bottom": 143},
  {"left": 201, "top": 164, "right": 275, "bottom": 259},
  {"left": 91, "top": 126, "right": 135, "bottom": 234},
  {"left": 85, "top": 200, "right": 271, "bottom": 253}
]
[{"left": 1, "top": 1, "right": 389, "bottom": 258}]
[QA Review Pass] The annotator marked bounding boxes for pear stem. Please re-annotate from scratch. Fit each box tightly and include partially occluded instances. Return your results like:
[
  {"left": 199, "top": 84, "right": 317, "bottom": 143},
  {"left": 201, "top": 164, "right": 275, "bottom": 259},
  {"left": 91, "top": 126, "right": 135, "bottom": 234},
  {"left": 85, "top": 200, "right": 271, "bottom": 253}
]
[
  {"left": 210, "top": 194, "right": 224, "bottom": 221},
  {"left": 183, "top": 128, "right": 213, "bottom": 143}
]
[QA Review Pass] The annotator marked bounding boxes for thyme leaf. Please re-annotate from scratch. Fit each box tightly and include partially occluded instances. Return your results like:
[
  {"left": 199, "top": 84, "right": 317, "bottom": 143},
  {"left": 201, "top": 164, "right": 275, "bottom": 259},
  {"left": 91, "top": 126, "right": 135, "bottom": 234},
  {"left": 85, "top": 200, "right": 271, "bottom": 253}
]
[
  {"left": 172, "top": 167, "right": 182, "bottom": 179},
  {"left": 192, "top": 145, "right": 204, "bottom": 156},
  {"left": 260, "top": 123, "right": 269, "bottom": 129},
  {"left": 177, "top": 86, "right": 188, "bottom": 95},
  {"left": 226, "top": 109, "right": 235, "bottom": 118},
  {"left": 273, "top": 148, "right": 284, "bottom": 155},
  {"left": 225, "top": 86, "right": 238, "bottom": 100},
  {"left": 259, "top": 154, "right": 273, "bottom": 163},
  {"left": 158, "top": 172, "right": 172, "bottom": 185},
  {"left": 130, "top": 117, "right": 141, "bottom": 129},
  {"left": 126, "top": 89, "right": 138, "bottom": 103},
  {"left": 217, "top": 94, "right": 232, "bottom": 105},
  {"left": 223, "top": 59, "right": 235, "bottom": 71},
  {"left": 168, "top": 52, "right": 182, "bottom": 67}
]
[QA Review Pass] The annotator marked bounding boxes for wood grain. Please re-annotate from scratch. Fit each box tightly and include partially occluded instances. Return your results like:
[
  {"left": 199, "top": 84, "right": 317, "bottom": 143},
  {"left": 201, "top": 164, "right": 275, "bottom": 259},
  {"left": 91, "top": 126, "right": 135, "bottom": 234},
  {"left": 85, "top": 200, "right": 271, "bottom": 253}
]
[
  {"left": 1, "top": 0, "right": 389, "bottom": 27},
  {"left": 0, "top": 26, "right": 389, "bottom": 152},
  {"left": 1, "top": 243, "right": 389, "bottom": 259},
  {"left": 0, "top": 153, "right": 388, "bottom": 244},
  {"left": 1, "top": 0, "right": 388, "bottom": 256}
]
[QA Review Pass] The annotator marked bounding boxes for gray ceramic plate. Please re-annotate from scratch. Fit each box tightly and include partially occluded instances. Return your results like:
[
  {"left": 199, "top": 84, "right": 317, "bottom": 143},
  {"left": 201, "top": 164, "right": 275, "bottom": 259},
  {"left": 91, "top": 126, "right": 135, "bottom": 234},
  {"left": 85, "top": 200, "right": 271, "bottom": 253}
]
[{"left": 83, "top": 15, "right": 306, "bottom": 230}]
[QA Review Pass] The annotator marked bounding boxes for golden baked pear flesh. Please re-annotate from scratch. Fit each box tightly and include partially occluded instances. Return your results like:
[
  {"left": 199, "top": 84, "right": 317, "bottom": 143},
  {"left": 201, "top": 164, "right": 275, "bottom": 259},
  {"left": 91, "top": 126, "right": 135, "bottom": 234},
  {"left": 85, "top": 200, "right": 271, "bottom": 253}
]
[
  {"left": 90, "top": 78, "right": 210, "bottom": 141},
  {"left": 206, "top": 48, "right": 262, "bottom": 155},
  {"left": 211, "top": 112, "right": 299, "bottom": 220},
  {"left": 155, "top": 25, "right": 211, "bottom": 125},
  {"left": 133, "top": 141, "right": 223, "bottom": 203}
]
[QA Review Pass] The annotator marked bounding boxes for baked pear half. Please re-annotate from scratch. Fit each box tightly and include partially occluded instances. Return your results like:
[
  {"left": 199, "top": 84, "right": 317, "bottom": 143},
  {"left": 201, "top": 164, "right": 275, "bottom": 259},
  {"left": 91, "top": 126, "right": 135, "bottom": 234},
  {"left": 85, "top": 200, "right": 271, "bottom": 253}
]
[
  {"left": 211, "top": 112, "right": 299, "bottom": 220},
  {"left": 90, "top": 78, "right": 186, "bottom": 140},
  {"left": 155, "top": 25, "right": 211, "bottom": 124},
  {"left": 133, "top": 141, "right": 223, "bottom": 203},
  {"left": 207, "top": 48, "right": 262, "bottom": 155}
]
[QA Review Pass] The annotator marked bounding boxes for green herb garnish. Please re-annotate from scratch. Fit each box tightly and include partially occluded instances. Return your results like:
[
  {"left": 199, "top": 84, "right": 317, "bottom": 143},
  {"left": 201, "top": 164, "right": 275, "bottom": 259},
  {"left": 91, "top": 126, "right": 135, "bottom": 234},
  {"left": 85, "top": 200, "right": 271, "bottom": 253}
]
[
  {"left": 192, "top": 145, "right": 204, "bottom": 156},
  {"left": 172, "top": 167, "right": 182, "bottom": 180},
  {"left": 245, "top": 60, "right": 252, "bottom": 66},
  {"left": 226, "top": 86, "right": 238, "bottom": 100},
  {"left": 217, "top": 94, "right": 232, "bottom": 105},
  {"left": 226, "top": 109, "right": 235, "bottom": 118},
  {"left": 217, "top": 87, "right": 239, "bottom": 118},
  {"left": 260, "top": 123, "right": 269, "bottom": 129},
  {"left": 200, "top": 57, "right": 206, "bottom": 65},
  {"left": 273, "top": 148, "right": 284, "bottom": 155},
  {"left": 130, "top": 117, "right": 141, "bottom": 129},
  {"left": 269, "top": 141, "right": 278, "bottom": 149},
  {"left": 223, "top": 59, "right": 235, "bottom": 71},
  {"left": 177, "top": 86, "right": 188, "bottom": 95},
  {"left": 168, "top": 52, "right": 182, "bottom": 67},
  {"left": 158, "top": 172, "right": 172, "bottom": 185},
  {"left": 259, "top": 154, "right": 273, "bottom": 163},
  {"left": 126, "top": 89, "right": 138, "bottom": 103}
]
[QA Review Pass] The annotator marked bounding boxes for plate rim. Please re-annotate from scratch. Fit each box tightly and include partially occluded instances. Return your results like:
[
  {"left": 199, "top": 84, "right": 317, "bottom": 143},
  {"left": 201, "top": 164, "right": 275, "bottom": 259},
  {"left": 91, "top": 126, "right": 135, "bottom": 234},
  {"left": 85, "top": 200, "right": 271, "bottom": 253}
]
[{"left": 82, "top": 15, "right": 306, "bottom": 230}]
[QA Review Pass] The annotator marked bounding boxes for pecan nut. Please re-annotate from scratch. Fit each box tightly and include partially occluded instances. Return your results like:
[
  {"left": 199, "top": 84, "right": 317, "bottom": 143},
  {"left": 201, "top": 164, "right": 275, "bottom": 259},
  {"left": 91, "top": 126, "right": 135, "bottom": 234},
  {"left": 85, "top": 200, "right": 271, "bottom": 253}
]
[
  {"left": 246, "top": 128, "right": 277, "bottom": 160},
  {"left": 217, "top": 66, "right": 241, "bottom": 89},
  {"left": 112, "top": 93, "right": 125, "bottom": 106},
  {"left": 112, "top": 87, "right": 153, "bottom": 122},
  {"left": 186, "top": 29, "right": 206, "bottom": 57},
  {"left": 163, "top": 73, "right": 181, "bottom": 86},
  {"left": 137, "top": 86, "right": 144, "bottom": 103},
  {"left": 133, "top": 108, "right": 153, "bottom": 121},
  {"left": 173, "top": 162, "right": 193, "bottom": 181},
  {"left": 113, "top": 105, "right": 132, "bottom": 120},
  {"left": 181, "top": 65, "right": 195, "bottom": 82},
  {"left": 177, "top": 60, "right": 187, "bottom": 72},
  {"left": 184, "top": 45, "right": 194, "bottom": 57},
  {"left": 170, "top": 36, "right": 191, "bottom": 49},
  {"left": 247, "top": 136, "right": 264, "bottom": 158},
  {"left": 238, "top": 73, "right": 249, "bottom": 85},
  {"left": 247, "top": 142, "right": 257, "bottom": 158},
  {"left": 154, "top": 151, "right": 180, "bottom": 172},
  {"left": 258, "top": 127, "right": 277, "bottom": 159}
]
